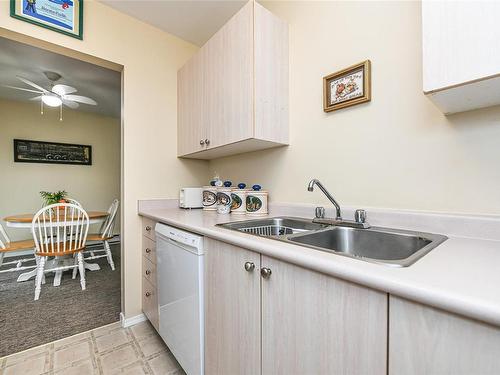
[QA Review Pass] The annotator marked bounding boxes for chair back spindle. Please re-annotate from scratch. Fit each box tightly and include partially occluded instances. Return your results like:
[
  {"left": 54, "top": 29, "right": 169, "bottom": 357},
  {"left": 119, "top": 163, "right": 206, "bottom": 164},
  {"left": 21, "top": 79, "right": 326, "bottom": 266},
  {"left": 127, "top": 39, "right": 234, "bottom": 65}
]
[{"left": 0, "top": 224, "right": 10, "bottom": 249}]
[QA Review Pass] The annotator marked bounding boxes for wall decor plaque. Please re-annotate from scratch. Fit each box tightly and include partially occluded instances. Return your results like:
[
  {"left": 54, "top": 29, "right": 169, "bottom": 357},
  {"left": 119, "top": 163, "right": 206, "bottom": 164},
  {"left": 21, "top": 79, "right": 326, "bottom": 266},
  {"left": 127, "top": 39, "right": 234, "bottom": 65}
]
[
  {"left": 14, "top": 139, "right": 92, "bottom": 165},
  {"left": 10, "top": 0, "right": 83, "bottom": 40},
  {"left": 323, "top": 60, "right": 371, "bottom": 112}
]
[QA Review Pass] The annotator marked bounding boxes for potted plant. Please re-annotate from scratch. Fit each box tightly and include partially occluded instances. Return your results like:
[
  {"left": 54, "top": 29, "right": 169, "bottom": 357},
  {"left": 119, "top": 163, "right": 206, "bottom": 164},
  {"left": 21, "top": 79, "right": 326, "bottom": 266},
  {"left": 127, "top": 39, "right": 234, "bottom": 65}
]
[{"left": 40, "top": 190, "right": 68, "bottom": 208}]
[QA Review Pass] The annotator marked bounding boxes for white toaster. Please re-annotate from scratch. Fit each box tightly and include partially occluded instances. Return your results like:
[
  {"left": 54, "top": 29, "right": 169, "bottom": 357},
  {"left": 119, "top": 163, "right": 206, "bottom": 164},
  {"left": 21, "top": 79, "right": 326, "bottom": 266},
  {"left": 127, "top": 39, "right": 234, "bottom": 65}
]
[{"left": 179, "top": 187, "right": 203, "bottom": 208}]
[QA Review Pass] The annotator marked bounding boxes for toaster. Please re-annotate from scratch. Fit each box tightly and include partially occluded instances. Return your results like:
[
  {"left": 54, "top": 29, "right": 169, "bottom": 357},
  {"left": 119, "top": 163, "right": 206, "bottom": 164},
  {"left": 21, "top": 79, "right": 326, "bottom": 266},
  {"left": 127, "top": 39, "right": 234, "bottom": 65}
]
[{"left": 179, "top": 187, "right": 203, "bottom": 208}]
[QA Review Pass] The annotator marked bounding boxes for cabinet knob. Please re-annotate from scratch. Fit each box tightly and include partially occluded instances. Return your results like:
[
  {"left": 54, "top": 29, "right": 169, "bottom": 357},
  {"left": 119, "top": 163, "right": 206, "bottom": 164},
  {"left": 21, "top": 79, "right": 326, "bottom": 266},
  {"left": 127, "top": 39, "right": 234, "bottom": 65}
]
[
  {"left": 145, "top": 270, "right": 151, "bottom": 275},
  {"left": 145, "top": 225, "right": 151, "bottom": 232},
  {"left": 200, "top": 139, "right": 205, "bottom": 145},
  {"left": 244, "top": 261, "right": 255, "bottom": 272},
  {"left": 261, "top": 267, "right": 272, "bottom": 279},
  {"left": 145, "top": 248, "right": 151, "bottom": 254},
  {"left": 145, "top": 292, "right": 151, "bottom": 297},
  {"left": 204, "top": 139, "right": 210, "bottom": 145}
]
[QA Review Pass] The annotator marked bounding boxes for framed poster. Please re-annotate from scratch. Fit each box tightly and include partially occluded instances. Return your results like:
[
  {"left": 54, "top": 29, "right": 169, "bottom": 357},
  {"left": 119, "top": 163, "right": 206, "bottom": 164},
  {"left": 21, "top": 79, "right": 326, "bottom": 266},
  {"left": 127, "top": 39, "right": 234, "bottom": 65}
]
[
  {"left": 323, "top": 60, "right": 371, "bottom": 112},
  {"left": 13, "top": 139, "right": 92, "bottom": 165},
  {"left": 10, "top": 0, "right": 83, "bottom": 40}
]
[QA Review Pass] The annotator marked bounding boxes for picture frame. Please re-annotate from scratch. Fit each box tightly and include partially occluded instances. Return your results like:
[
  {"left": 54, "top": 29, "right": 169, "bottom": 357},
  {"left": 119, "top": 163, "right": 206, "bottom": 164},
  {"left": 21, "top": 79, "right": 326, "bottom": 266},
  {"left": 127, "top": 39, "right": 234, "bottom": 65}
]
[
  {"left": 10, "top": 0, "right": 83, "bottom": 40},
  {"left": 323, "top": 60, "right": 371, "bottom": 112},
  {"left": 13, "top": 139, "right": 92, "bottom": 165}
]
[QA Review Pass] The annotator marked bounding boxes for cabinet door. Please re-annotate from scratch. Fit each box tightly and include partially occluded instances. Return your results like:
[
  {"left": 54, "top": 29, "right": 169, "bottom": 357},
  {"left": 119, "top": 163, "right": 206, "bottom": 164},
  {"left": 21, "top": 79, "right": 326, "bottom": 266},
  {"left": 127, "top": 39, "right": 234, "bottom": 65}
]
[
  {"left": 206, "top": 0, "right": 254, "bottom": 149},
  {"left": 178, "top": 52, "right": 207, "bottom": 156},
  {"left": 261, "top": 256, "right": 387, "bottom": 375},
  {"left": 389, "top": 296, "right": 500, "bottom": 375},
  {"left": 204, "top": 239, "right": 261, "bottom": 375}
]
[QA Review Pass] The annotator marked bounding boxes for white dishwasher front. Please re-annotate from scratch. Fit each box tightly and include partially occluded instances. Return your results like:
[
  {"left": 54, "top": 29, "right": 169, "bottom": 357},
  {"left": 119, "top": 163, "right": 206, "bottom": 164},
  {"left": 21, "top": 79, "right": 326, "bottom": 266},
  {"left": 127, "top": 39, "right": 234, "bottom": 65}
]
[{"left": 155, "top": 223, "right": 204, "bottom": 375}]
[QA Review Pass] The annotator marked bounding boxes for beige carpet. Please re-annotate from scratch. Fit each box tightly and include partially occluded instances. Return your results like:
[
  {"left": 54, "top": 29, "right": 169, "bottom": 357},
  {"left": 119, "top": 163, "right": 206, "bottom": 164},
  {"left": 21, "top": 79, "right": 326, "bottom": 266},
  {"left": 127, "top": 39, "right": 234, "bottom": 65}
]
[{"left": 0, "top": 244, "right": 121, "bottom": 357}]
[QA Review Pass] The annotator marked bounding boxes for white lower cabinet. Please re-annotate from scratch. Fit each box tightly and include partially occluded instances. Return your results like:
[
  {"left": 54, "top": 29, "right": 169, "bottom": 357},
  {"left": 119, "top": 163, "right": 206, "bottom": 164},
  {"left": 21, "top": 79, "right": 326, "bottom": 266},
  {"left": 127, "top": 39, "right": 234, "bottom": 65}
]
[
  {"left": 204, "top": 239, "right": 261, "bottom": 375},
  {"left": 389, "top": 296, "right": 500, "bottom": 375},
  {"left": 205, "top": 238, "right": 388, "bottom": 375}
]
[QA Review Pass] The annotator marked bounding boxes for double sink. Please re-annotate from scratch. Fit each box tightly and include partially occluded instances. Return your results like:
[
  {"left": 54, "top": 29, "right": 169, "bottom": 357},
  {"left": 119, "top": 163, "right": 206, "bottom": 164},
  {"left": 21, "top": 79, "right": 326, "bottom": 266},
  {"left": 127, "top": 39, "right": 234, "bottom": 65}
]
[{"left": 218, "top": 217, "right": 448, "bottom": 267}]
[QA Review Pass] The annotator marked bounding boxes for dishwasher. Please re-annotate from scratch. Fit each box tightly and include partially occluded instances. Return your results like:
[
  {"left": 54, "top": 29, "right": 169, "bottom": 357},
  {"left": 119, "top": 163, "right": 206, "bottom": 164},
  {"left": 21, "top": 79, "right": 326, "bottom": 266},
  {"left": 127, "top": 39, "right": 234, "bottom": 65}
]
[{"left": 155, "top": 223, "right": 204, "bottom": 375}]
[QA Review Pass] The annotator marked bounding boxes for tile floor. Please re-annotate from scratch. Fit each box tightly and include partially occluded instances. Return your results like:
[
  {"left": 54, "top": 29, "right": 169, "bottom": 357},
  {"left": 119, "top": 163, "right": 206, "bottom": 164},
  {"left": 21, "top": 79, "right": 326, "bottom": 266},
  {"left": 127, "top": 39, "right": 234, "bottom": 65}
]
[{"left": 0, "top": 321, "right": 185, "bottom": 375}]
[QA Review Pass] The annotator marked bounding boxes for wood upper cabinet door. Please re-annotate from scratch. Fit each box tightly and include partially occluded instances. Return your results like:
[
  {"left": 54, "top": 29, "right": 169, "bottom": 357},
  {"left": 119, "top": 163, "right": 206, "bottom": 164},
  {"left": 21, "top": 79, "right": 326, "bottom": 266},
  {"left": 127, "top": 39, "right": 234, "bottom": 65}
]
[
  {"left": 261, "top": 255, "right": 388, "bottom": 375},
  {"left": 206, "top": 0, "right": 253, "bottom": 149},
  {"left": 178, "top": 52, "right": 207, "bottom": 155},
  {"left": 204, "top": 238, "right": 261, "bottom": 375},
  {"left": 389, "top": 296, "right": 500, "bottom": 375}
]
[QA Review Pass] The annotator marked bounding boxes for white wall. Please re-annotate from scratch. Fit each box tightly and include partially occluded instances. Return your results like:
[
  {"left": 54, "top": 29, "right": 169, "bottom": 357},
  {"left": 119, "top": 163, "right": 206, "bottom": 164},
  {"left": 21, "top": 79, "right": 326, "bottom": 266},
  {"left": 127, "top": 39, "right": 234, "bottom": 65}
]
[
  {"left": 0, "top": 98, "right": 120, "bottom": 241},
  {"left": 210, "top": 1, "right": 500, "bottom": 215},
  {"left": 0, "top": 0, "right": 208, "bottom": 318}
]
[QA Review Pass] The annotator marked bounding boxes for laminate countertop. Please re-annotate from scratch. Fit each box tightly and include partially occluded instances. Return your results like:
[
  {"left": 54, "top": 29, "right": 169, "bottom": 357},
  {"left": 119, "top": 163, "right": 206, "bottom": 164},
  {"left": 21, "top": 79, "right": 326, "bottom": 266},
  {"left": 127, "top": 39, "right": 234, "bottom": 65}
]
[{"left": 139, "top": 205, "right": 500, "bottom": 327}]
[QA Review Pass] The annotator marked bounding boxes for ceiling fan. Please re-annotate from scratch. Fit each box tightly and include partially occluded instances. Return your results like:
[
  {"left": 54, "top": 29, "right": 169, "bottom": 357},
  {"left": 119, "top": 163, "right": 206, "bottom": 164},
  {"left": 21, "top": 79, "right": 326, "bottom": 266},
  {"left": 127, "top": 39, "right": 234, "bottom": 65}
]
[{"left": 3, "top": 71, "right": 97, "bottom": 121}]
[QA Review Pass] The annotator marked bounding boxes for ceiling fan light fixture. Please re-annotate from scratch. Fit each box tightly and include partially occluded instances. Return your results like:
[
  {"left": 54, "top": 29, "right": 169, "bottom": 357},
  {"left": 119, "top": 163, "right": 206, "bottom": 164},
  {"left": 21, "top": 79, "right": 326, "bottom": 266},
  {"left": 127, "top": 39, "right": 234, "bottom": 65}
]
[{"left": 41, "top": 94, "right": 62, "bottom": 107}]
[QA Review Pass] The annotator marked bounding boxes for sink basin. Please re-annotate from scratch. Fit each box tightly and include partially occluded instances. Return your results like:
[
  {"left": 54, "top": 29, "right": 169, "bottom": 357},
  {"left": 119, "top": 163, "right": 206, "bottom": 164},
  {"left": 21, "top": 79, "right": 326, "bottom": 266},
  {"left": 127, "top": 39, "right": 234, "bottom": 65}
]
[
  {"left": 288, "top": 226, "right": 447, "bottom": 267},
  {"left": 218, "top": 216, "right": 448, "bottom": 267},
  {"left": 217, "top": 216, "right": 326, "bottom": 237}
]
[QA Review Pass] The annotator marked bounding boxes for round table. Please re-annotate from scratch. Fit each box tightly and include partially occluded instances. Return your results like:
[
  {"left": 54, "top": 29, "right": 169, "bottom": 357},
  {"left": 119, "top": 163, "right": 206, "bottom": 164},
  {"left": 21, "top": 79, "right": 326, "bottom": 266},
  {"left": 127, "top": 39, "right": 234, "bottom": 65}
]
[
  {"left": 3, "top": 211, "right": 109, "bottom": 284},
  {"left": 3, "top": 211, "right": 109, "bottom": 228}
]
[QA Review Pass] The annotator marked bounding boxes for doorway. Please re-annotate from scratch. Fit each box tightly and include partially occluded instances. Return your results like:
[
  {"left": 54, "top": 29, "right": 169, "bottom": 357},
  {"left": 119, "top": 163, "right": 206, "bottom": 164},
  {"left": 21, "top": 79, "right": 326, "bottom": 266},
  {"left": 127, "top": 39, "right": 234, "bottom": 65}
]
[{"left": 0, "top": 35, "right": 123, "bottom": 357}]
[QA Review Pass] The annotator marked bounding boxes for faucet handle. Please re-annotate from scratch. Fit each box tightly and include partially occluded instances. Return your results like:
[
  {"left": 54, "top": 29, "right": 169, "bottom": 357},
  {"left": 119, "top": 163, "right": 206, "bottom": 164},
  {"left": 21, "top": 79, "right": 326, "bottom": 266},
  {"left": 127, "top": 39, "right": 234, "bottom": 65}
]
[
  {"left": 315, "top": 206, "right": 325, "bottom": 219},
  {"left": 354, "top": 209, "right": 367, "bottom": 224}
]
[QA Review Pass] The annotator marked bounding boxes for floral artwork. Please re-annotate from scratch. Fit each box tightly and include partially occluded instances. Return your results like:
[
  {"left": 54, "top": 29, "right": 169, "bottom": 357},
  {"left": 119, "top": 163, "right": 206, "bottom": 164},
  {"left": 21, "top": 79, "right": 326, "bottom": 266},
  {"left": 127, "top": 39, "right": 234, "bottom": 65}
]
[{"left": 323, "top": 60, "right": 371, "bottom": 112}]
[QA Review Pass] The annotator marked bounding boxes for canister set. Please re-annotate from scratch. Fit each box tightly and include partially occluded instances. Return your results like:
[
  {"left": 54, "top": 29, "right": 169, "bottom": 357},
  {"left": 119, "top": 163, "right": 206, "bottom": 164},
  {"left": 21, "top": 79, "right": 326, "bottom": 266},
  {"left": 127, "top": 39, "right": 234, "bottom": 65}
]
[{"left": 202, "top": 179, "right": 268, "bottom": 216}]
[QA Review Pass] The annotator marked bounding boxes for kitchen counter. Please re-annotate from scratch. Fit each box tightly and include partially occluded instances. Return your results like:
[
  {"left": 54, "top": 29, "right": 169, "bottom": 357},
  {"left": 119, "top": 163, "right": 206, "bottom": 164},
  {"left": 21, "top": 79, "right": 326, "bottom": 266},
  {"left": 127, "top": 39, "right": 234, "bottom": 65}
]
[{"left": 139, "top": 203, "right": 500, "bottom": 327}]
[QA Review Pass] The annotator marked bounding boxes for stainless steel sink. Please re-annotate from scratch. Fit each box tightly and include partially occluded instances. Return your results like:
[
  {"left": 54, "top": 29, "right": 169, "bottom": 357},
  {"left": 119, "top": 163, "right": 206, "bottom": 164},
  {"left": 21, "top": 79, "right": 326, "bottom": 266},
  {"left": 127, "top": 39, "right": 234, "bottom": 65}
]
[
  {"left": 217, "top": 216, "right": 327, "bottom": 237},
  {"left": 288, "top": 226, "right": 447, "bottom": 267},
  {"left": 217, "top": 216, "right": 447, "bottom": 267}
]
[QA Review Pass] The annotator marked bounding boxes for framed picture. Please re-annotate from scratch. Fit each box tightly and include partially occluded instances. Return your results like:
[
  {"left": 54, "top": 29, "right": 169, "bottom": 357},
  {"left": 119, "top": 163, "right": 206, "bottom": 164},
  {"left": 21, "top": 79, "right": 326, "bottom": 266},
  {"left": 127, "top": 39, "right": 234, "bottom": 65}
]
[
  {"left": 13, "top": 139, "right": 92, "bottom": 165},
  {"left": 323, "top": 60, "right": 371, "bottom": 112},
  {"left": 10, "top": 0, "right": 83, "bottom": 40}
]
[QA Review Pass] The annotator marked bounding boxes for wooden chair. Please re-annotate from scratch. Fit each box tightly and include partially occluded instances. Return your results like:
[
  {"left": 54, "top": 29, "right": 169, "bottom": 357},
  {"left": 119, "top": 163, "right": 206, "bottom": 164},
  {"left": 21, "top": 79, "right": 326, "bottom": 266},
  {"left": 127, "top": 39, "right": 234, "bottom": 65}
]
[
  {"left": 78, "top": 199, "right": 119, "bottom": 273},
  {"left": 0, "top": 224, "right": 37, "bottom": 275},
  {"left": 32, "top": 203, "right": 89, "bottom": 301}
]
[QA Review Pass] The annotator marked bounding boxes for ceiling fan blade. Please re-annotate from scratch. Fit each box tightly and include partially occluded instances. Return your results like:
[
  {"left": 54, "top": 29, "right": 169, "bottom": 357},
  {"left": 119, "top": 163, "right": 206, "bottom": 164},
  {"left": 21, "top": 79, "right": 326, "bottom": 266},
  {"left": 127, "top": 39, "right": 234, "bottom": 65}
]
[
  {"left": 63, "top": 99, "right": 79, "bottom": 109},
  {"left": 29, "top": 95, "right": 43, "bottom": 100},
  {"left": 3, "top": 85, "right": 44, "bottom": 94},
  {"left": 16, "top": 76, "right": 48, "bottom": 93},
  {"left": 52, "top": 84, "right": 77, "bottom": 96},
  {"left": 63, "top": 94, "right": 97, "bottom": 105}
]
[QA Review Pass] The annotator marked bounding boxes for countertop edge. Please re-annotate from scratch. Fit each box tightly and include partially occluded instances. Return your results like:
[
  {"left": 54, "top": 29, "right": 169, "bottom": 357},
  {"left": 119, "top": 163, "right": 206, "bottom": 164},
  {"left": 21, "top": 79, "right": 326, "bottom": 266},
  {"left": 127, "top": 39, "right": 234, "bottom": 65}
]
[{"left": 139, "top": 210, "right": 500, "bottom": 328}]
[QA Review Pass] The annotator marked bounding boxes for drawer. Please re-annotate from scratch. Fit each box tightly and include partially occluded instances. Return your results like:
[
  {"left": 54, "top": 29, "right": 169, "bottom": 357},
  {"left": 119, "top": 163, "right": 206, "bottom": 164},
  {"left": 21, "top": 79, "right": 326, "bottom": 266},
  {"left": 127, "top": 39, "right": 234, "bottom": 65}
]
[
  {"left": 142, "top": 256, "right": 156, "bottom": 285},
  {"left": 142, "top": 217, "right": 156, "bottom": 241},
  {"left": 142, "top": 236, "right": 156, "bottom": 264},
  {"left": 142, "top": 276, "right": 159, "bottom": 331}
]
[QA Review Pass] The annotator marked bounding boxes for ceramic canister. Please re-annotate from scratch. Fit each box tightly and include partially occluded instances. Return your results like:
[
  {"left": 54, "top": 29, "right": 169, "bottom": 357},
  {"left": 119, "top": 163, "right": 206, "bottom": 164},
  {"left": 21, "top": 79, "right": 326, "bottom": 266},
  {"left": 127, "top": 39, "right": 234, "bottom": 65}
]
[
  {"left": 246, "top": 186, "right": 268, "bottom": 216},
  {"left": 231, "top": 183, "right": 249, "bottom": 215},
  {"left": 216, "top": 187, "right": 232, "bottom": 214},
  {"left": 202, "top": 186, "right": 217, "bottom": 211}
]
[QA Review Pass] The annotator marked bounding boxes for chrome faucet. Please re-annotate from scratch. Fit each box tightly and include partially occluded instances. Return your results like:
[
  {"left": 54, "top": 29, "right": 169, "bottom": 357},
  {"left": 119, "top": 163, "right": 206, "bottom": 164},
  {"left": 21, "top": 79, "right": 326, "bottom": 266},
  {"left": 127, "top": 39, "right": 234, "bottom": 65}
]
[
  {"left": 307, "top": 179, "right": 370, "bottom": 229},
  {"left": 307, "top": 179, "right": 342, "bottom": 220}
]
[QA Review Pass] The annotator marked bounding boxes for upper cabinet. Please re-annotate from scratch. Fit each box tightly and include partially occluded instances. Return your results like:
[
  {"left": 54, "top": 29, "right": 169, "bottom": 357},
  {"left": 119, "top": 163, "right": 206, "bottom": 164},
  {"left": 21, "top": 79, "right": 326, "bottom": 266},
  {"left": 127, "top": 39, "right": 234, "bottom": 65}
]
[
  {"left": 178, "top": 1, "right": 289, "bottom": 159},
  {"left": 422, "top": 1, "right": 500, "bottom": 114}
]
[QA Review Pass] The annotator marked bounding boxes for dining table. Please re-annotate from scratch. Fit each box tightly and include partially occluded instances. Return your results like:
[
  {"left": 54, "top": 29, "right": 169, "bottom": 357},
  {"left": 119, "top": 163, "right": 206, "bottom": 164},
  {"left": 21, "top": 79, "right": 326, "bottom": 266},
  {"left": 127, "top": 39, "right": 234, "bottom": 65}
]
[{"left": 3, "top": 211, "right": 109, "bottom": 284}]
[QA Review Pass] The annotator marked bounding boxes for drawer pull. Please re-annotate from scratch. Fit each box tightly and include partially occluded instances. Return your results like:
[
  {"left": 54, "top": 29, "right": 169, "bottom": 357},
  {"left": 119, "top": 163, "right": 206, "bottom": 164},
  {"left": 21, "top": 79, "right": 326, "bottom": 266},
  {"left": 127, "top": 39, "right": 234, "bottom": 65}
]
[
  {"left": 145, "top": 248, "right": 151, "bottom": 254},
  {"left": 145, "top": 225, "right": 152, "bottom": 232},
  {"left": 145, "top": 270, "right": 151, "bottom": 275},
  {"left": 145, "top": 292, "right": 151, "bottom": 297}
]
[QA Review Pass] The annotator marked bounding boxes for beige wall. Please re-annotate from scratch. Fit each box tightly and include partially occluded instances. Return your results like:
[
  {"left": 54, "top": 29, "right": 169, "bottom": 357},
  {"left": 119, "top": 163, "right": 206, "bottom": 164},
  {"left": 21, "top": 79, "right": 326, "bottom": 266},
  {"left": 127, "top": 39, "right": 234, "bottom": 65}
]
[
  {"left": 0, "top": 98, "right": 120, "bottom": 241},
  {"left": 0, "top": 0, "right": 208, "bottom": 318},
  {"left": 210, "top": 1, "right": 500, "bottom": 215}
]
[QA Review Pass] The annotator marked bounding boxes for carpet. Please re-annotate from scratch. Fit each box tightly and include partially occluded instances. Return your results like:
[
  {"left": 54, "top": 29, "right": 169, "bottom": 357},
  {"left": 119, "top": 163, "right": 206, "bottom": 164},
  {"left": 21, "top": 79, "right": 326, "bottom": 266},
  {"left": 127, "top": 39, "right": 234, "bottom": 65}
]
[{"left": 0, "top": 244, "right": 121, "bottom": 357}]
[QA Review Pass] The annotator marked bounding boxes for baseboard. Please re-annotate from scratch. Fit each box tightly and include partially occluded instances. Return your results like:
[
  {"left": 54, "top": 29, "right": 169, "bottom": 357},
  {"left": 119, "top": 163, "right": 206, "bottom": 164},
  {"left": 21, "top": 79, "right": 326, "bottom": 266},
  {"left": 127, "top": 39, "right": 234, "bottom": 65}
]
[{"left": 120, "top": 312, "right": 147, "bottom": 328}]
